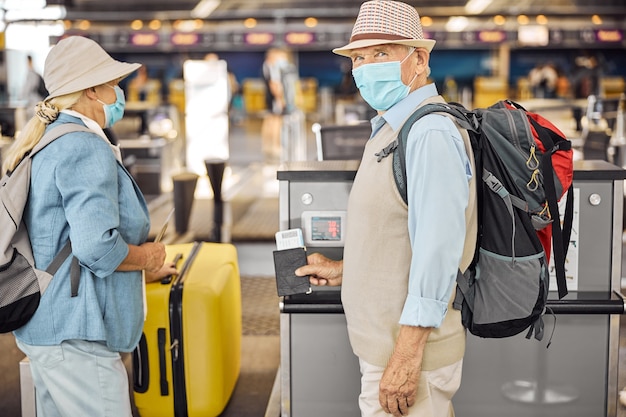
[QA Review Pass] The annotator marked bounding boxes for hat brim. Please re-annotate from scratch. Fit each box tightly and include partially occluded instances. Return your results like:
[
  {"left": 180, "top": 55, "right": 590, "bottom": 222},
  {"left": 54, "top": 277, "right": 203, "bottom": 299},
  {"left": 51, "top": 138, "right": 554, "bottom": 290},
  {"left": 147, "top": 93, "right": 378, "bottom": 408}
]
[
  {"left": 47, "top": 61, "right": 141, "bottom": 99},
  {"left": 332, "top": 38, "right": 435, "bottom": 57}
]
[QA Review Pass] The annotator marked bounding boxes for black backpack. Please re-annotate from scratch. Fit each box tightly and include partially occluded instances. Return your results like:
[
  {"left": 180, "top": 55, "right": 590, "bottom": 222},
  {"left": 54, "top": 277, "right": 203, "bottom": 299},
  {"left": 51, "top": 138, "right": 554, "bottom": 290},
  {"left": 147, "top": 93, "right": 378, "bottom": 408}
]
[
  {"left": 378, "top": 100, "right": 574, "bottom": 341},
  {"left": 0, "top": 124, "right": 89, "bottom": 333}
]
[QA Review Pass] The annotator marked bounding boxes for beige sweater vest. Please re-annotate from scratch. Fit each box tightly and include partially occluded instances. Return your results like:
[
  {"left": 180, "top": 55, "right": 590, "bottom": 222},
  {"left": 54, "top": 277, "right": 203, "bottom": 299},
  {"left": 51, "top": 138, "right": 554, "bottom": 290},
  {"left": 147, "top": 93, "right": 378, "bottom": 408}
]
[{"left": 341, "top": 95, "right": 477, "bottom": 370}]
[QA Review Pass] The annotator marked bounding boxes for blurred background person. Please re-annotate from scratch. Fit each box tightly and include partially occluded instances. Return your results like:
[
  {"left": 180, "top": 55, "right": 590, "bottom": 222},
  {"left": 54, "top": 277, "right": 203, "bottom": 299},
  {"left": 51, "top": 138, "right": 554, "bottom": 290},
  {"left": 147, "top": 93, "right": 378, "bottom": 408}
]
[
  {"left": 261, "top": 47, "right": 285, "bottom": 161},
  {"left": 529, "top": 62, "right": 558, "bottom": 99},
  {"left": 21, "top": 55, "right": 47, "bottom": 119}
]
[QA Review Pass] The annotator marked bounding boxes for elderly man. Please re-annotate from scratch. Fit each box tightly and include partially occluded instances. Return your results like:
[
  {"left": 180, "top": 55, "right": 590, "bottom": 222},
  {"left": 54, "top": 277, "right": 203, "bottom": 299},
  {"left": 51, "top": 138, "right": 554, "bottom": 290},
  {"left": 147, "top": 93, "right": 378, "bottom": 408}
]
[{"left": 295, "top": 1, "right": 477, "bottom": 416}]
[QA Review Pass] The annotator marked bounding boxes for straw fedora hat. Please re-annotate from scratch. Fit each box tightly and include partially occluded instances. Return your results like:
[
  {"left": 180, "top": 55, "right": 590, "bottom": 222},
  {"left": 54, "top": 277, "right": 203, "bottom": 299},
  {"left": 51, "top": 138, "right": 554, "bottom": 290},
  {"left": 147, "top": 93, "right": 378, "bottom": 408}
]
[
  {"left": 43, "top": 36, "right": 141, "bottom": 99},
  {"left": 333, "top": 0, "right": 436, "bottom": 57}
]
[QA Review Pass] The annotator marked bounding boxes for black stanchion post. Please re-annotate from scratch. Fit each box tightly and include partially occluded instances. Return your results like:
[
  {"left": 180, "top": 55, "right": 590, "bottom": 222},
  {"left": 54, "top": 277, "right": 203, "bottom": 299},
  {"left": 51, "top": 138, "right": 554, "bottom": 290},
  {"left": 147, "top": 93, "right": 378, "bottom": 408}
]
[
  {"left": 572, "top": 106, "right": 583, "bottom": 132},
  {"left": 205, "top": 159, "right": 227, "bottom": 242},
  {"left": 172, "top": 172, "right": 199, "bottom": 235}
]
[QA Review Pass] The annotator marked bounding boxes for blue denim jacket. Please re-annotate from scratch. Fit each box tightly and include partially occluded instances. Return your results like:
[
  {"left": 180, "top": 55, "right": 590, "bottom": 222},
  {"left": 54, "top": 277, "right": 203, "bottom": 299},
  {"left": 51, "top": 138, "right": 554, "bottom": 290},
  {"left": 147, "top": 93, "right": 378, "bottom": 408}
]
[{"left": 14, "top": 113, "right": 150, "bottom": 352}]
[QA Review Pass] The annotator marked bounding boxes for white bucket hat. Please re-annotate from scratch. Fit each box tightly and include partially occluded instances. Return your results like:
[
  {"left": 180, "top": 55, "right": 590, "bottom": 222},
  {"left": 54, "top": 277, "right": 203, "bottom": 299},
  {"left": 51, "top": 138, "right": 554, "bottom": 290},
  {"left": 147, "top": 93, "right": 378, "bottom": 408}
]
[
  {"left": 333, "top": 0, "right": 436, "bottom": 57},
  {"left": 43, "top": 36, "right": 141, "bottom": 99}
]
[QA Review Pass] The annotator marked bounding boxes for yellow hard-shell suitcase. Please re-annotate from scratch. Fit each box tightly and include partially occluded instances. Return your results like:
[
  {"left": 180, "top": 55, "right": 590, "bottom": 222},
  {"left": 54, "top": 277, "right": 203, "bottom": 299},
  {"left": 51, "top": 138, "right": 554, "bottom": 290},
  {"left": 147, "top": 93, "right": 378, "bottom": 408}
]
[{"left": 133, "top": 241, "right": 242, "bottom": 417}]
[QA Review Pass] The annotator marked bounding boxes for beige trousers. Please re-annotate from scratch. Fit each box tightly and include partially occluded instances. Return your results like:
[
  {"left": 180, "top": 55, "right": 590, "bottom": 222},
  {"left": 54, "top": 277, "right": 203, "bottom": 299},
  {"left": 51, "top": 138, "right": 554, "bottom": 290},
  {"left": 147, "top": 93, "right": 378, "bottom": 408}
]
[{"left": 358, "top": 358, "right": 463, "bottom": 417}]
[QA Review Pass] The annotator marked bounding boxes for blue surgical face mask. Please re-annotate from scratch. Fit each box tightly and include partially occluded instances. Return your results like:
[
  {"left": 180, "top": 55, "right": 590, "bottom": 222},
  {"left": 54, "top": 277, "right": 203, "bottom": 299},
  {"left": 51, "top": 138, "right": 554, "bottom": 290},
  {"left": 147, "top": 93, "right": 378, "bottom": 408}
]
[
  {"left": 351, "top": 49, "right": 417, "bottom": 111},
  {"left": 97, "top": 85, "right": 126, "bottom": 128}
]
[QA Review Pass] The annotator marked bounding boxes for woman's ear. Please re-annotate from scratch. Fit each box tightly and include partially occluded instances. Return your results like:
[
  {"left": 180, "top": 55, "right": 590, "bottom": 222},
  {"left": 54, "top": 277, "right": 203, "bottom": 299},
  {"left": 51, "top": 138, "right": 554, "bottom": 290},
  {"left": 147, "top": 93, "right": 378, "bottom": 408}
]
[{"left": 83, "top": 87, "right": 98, "bottom": 100}]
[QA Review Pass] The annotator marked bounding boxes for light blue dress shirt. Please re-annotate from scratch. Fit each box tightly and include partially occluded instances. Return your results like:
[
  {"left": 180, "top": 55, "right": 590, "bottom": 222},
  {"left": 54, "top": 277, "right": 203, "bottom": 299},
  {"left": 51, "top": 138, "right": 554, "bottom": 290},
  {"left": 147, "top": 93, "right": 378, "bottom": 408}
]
[{"left": 371, "top": 83, "right": 473, "bottom": 328}]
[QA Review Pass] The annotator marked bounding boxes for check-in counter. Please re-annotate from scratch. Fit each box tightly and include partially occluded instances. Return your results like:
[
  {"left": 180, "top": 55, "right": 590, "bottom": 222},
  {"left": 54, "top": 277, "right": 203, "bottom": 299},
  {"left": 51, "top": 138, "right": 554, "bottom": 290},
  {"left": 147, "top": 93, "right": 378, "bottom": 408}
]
[
  {"left": 115, "top": 103, "right": 183, "bottom": 197},
  {"left": 278, "top": 161, "right": 360, "bottom": 417},
  {"left": 278, "top": 160, "right": 626, "bottom": 417},
  {"left": 119, "top": 137, "right": 180, "bottom": 197}
]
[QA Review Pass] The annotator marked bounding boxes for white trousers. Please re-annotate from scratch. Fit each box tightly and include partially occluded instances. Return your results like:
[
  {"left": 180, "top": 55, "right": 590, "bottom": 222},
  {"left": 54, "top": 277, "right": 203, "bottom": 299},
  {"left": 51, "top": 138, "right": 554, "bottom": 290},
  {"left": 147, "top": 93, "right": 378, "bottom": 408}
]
[
  {"left": 16, "top": 339, "right": 132, "bottom": 417},
  {"left": 358, "top": 358, "right": 463, "bottom": 417}
]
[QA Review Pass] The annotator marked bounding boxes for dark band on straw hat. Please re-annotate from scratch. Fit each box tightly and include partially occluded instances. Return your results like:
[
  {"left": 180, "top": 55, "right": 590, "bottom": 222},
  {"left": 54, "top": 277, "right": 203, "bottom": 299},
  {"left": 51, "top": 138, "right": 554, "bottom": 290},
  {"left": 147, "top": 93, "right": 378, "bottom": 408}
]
[{"left": 332, "top": 0, "right": 436, "bottom": 57}]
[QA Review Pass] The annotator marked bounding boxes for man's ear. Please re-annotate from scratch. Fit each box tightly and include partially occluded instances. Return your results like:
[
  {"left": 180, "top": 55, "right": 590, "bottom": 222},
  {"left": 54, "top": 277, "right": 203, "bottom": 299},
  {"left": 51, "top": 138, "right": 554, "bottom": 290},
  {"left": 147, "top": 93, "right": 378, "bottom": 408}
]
[{"left": 415, "top": 49, "right": 430, "bottom": 73}]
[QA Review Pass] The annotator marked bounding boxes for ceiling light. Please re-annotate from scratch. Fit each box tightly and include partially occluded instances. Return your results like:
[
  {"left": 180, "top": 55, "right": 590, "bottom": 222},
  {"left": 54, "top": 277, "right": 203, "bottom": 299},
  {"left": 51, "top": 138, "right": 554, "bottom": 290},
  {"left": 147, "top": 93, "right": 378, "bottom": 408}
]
[
  {"left": 536, "top": 15, "right": 548, "bottom": 25},
  {"left": 493, "top": 15, "right": 506, "bottom": 25},
  {"left": 304, "top": 17, "right": 318, "bottom": 28},
  {"left": 77, "top": 20, "right": 90, "bottom": 30},
  {"left": 4, "top": 5, "right": 66, "bottom": 21},
  {"left": 446, "top": 16, "right": 469, "bottom": 32},
  {"left": 421, "top": 16, "right": 433, "bottom": 27},
  {"left": 191, "top": 0, "right": 220, "bottom": 19},
  {"left": 173, "top": 19, "right": 201, "bottom": 32},
  {"left": 3, "top": 0, "right": 46, "bottom": 10},
  {"left": 130, "top": 20, "right": 143, "bottom": 30},
  {"left": 517, "top": 15, "right": 529, "bottom": 25},
  {"left": 148, "top": 20, "right": 161, "bottom": 30},
  {"left": 465, "top": 0, "right": 492, "bottom": 15},
  {"left": 591, "top": 15, "right": 603, "bottom": 25},
  {"left": 244, "top": 18, "right": 257, "bottom": 28},
  {"left": 5, "top": 20, "right": 64, "bottom": 50}
]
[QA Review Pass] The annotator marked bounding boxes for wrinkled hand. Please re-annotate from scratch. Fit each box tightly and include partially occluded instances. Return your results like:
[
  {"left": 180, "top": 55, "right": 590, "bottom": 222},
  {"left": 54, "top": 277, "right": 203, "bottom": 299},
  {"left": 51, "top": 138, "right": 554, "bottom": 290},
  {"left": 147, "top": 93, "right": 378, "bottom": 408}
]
[
  {"left": 379, "top": 326, "right": 432, "bottom": 416},
  {"left": 379, "top": 352, "right": 420, "bottom": 416},
  {"left": 145, "top": 261, "right": 178, "bottom": 283},
  {"left": 294, "top": 252, "right": 343, "bottom": 286},
  {"left": 140, "top": 242, "right": 167, "bottom": 273}
]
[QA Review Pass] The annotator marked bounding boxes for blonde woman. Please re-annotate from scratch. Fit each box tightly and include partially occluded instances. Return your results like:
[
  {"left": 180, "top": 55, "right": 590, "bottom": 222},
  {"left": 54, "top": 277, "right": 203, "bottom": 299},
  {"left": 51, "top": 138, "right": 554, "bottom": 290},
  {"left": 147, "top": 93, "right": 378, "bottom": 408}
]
[{"left": 5, "top": 36, "right": 175, "bottom": 417}]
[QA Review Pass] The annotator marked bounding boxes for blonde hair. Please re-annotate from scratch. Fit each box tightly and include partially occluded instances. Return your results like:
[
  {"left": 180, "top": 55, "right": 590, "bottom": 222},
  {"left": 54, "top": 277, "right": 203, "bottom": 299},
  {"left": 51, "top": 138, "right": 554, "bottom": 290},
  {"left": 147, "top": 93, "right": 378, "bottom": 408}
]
[{"left": 2, "top": 91, "right": 84, "bottom": 174}]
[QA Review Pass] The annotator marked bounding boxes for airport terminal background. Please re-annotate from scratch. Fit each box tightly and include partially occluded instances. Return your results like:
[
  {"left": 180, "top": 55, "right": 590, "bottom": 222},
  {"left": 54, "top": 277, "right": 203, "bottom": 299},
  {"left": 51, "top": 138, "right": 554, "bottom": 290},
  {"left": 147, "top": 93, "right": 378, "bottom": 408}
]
[{"left": 0, "top": 6, "right": 626, "bottom": 416}]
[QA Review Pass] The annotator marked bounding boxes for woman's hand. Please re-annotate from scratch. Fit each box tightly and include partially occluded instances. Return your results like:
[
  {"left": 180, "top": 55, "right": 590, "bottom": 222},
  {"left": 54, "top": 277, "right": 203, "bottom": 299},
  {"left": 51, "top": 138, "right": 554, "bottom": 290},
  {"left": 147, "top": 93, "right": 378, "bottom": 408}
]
[
  {"left": 139, "top": 242, "right": 167, "bottom": 273},
  {"left": 145, "top": 261, "right": 179, "bottom": 283},
  {"left": 117, "top": 242, "right": 166, "bottom": 273}
]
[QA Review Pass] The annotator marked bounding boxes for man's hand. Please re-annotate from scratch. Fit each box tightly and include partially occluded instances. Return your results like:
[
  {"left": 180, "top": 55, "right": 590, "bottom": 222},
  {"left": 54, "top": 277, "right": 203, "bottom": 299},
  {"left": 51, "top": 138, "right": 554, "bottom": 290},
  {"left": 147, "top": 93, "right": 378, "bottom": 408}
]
[
  {"left": 379, "top": 325, "right": 432, "bottom": 416},
  {"left": 294, "top": 252, "right": 343, "bottom": 286}
]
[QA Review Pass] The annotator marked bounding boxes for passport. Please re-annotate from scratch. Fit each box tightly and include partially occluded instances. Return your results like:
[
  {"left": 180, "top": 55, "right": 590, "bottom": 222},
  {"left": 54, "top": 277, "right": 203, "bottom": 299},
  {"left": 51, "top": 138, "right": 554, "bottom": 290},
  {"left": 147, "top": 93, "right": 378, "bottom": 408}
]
[{"left": 273, "top": 247, "right": 311, "bottom": 296}]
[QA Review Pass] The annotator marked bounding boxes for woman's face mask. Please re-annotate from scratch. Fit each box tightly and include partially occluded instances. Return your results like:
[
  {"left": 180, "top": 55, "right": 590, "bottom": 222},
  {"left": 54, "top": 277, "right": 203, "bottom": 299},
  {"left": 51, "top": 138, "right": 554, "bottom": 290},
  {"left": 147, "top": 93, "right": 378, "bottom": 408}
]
[
  {"left": 97, "top": 84, "right": 126, "bottom": 128},
  {"left": 351, "top": 48, "right": 417, "bottom": 111}
]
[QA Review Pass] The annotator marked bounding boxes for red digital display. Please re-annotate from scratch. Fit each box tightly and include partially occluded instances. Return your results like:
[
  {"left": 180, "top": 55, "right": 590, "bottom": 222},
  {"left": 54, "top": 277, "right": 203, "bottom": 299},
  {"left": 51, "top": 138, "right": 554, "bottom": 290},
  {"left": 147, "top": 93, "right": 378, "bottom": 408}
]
[{"left": 311, "top": 216, "right": 342, "bottom": 241}]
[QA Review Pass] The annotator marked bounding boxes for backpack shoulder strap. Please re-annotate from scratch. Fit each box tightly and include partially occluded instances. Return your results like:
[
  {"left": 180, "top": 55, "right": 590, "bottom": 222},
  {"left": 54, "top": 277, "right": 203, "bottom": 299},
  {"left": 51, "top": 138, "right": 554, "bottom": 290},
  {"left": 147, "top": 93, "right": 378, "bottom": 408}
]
[
  {"left": 32, "top": 123, "right": 91, "bottom": 297},
  {"left": 45, "top": 240, "right": 80, "bottom": 297},
  {"left": 527, "top": 116, "right": 571, "bottom": 299},
  {"left": 388, "top": 102, "right": 479, "bottom": 205},
  {"left": 31, "top": 123, "right": 93, "bottom": 157}
]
